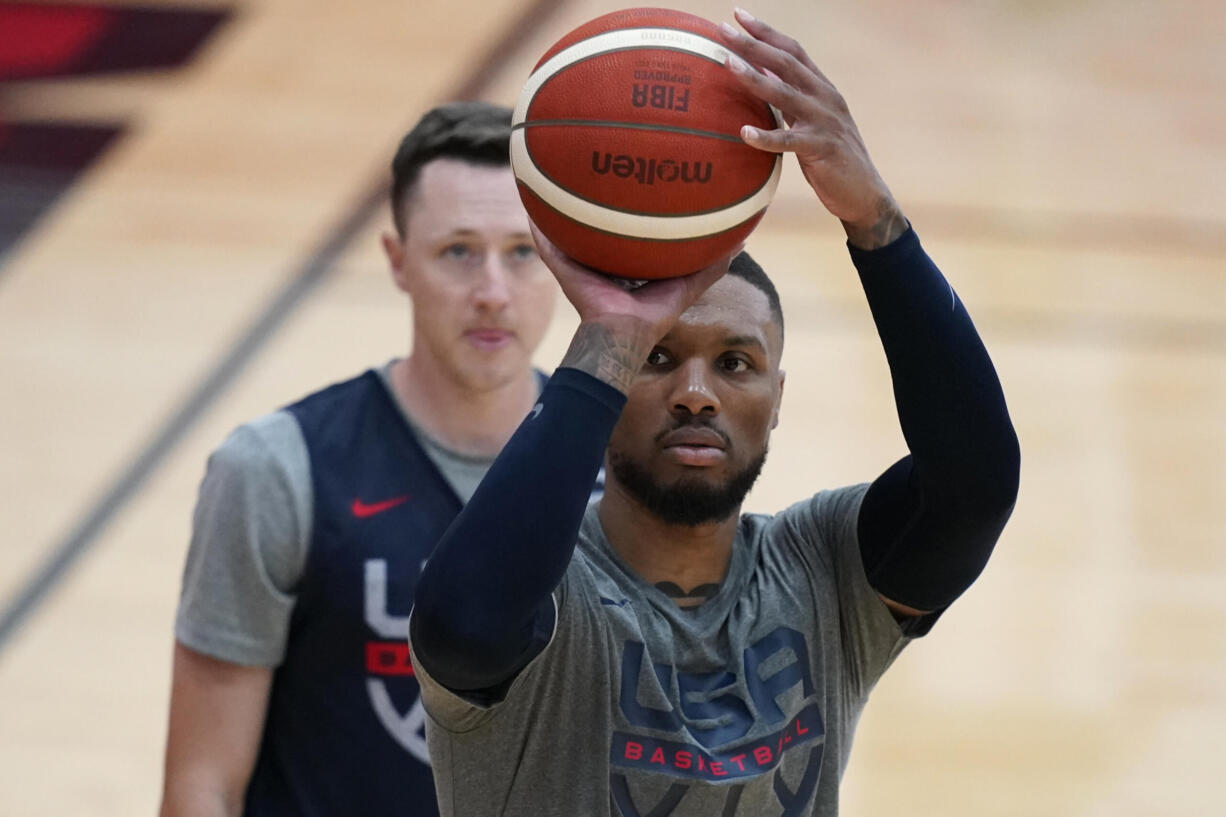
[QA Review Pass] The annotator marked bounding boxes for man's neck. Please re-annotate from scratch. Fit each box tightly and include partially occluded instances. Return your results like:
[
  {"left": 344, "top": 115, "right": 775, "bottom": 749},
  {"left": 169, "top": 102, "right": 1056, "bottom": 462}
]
[
  {"left": 598, "top": 483, "right": 740, "bottom": 607},
  {"left": 388, "top": 355, "right": 537, "bottom": 459}
]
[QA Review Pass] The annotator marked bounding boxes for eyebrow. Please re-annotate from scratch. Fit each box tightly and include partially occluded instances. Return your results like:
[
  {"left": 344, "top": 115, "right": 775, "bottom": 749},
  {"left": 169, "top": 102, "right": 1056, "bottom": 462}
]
[
  {"left": 655, "top": 333, "right": 767, "bottom": 352},
  {"left": 722, "top": 334, "right": 767, "bottom": 352},
  {"left": 437, "top": 229, "right": 533, "bottom": 241}
]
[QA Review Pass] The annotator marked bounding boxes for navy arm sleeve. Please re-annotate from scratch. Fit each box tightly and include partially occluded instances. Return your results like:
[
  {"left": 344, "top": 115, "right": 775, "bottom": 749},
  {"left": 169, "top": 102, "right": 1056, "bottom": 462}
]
[
  {"left": 852, "top": 228, "right": 1020, "bottom": 618},
  {"left": 410, "top": 367, "right": 625, "bottom": 693}
]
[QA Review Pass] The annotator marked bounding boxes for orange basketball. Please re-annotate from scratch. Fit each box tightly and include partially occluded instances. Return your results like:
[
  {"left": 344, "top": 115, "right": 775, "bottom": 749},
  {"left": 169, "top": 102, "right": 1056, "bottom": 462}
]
[{"left": 511, "top": 7, "right": 782, "bottom": 279}]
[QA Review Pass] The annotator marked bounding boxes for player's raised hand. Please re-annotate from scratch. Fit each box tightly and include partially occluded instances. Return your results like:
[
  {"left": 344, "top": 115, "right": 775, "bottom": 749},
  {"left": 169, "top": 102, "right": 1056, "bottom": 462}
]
[
  {"left": 717, "top": 8, "right": 908, "bottom": 249},
  {"left": 530, "top": 221, "right": 732, "bottom": 392},
  {"left": 530, "top": 221, "right": 730, "bottom": 330}
]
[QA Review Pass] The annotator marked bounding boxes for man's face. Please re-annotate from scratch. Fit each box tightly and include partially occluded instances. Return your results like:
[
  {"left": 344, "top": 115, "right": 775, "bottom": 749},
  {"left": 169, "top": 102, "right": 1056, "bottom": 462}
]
[
  {"left": 606, "top": 275, "right": 785, "bottom": 526},
  {"left": 383, "top": 159, "right": 556, "bottom": 393}
]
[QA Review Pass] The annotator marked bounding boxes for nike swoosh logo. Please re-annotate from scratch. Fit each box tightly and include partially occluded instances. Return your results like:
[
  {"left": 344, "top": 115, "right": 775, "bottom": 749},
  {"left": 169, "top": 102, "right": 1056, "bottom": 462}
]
[
  {"left": 528, "top": 402, "right": 543, "bottom": 420},
  {"left": 599, "top": 596, "right": 631, "bottom": 608},
  {"left": 351, "top": 495, "right": 409, "bottom": 518}
]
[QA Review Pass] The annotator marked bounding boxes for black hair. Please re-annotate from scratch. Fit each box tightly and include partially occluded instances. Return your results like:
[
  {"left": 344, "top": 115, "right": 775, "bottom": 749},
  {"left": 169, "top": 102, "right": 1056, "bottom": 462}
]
[
  {"left": 390, "top": 101, "right": 513, "bottom": 235},
  {"left": 728, "top": 251, "right": 784, "bottom": 341}
]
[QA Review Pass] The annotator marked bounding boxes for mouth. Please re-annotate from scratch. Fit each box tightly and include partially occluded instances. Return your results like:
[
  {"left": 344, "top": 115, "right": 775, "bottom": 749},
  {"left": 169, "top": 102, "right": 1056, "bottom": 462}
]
[
  {"left": 464, "top": 329, "right": 514, "bottom": 351},
  {"left": 659, "top": 427, "right": 728, "bottom": 467},
  {"left": 662, "top": 445, "right": 727, "bottom": 467}
]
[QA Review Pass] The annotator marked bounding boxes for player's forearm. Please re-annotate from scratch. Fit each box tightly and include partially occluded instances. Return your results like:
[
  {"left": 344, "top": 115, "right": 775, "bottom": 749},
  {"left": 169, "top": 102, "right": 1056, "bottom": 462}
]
[
  {"left": 159, "top": 646, "right": 268, "bottom": 817},
  {"left": 411, "top": 367, "right": 625, "bottom": 691},
  {"left": 852, "top": 228, "right": 1020, "bottom": 611},
  {"left": 855, "top": 227, "right": 1018, "bottom": 497}
]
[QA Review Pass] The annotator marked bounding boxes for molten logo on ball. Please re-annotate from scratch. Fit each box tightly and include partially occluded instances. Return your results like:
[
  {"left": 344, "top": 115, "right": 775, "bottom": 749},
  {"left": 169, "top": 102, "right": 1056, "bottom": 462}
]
[{"left": 592, "top": 153, "right": 712, "bottom": 186}]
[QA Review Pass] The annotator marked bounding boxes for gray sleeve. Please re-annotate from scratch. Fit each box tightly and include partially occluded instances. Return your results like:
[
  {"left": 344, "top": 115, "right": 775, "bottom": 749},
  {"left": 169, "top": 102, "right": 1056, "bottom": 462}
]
[
  {"left": 174, "top": 410, "right": 313, "bottom": 666},
  {"left": 779, "top": 485, "right": 907, "bottom": 695}
]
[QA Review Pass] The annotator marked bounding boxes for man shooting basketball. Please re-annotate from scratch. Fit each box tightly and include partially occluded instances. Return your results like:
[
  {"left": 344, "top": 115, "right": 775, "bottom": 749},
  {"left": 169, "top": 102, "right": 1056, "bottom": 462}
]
[{"left": 409, "top": 11, "right": 1019, "bottom": 817}]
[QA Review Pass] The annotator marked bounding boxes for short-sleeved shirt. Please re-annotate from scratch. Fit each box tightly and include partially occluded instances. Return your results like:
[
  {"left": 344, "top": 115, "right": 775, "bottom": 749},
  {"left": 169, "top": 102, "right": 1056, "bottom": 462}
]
[
  {"left": 174, "top": 365, "right": 498, "bottom": 667},
  {"left": 174, "top": 366, "right": 526, "bottom": 817},
  {"left": 414, "top": 485, "right": 908, "bottom": 817}
]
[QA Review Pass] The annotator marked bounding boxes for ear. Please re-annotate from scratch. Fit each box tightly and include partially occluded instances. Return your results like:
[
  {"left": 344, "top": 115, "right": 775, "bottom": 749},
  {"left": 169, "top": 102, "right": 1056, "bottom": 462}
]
[
  {"left": 382, "top": 231, "right": 411, "bottom": 294},
  {"left": 771, "top": 370, "right": 786, "bottom": 430}
]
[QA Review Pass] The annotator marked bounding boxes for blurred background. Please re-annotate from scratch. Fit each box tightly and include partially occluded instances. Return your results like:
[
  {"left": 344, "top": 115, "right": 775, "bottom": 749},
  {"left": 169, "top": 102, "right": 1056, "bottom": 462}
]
[{"left": 0, "top": 0, "right": 1222, "bottom": 814}]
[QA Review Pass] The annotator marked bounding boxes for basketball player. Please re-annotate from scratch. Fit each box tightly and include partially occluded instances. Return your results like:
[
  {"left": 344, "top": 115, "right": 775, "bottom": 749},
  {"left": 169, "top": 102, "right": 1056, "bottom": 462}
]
[
  {"left": 409, "top": 12, "right": 1021, "bottom": 817},
  {"left": 159, "top": 102, "right": 568, "bottom": 817}
]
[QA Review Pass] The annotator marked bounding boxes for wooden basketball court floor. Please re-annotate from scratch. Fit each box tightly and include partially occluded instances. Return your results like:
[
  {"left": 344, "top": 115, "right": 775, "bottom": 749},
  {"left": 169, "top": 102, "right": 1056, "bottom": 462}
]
[{"left": 0, "top": 0, "right": 1223, "bottom": 814}]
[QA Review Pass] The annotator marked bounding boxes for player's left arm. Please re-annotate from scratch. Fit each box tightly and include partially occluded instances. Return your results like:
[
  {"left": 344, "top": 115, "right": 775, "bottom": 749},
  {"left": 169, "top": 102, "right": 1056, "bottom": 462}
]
[
  {"left": 847, "top": 228, "right": 1020, "bottom": 623},
  {"left": 721, "top": 12, "right": 1020, "bottom": 623}
]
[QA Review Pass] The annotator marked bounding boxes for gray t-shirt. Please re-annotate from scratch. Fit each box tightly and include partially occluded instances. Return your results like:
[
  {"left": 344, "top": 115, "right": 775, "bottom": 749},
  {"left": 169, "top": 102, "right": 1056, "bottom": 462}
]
[
  {"left": 175, "top": 366, "right": 495, "bottom": 666},
  {"left": 414, "top": 486, "right": 908, "bottom": 817}
]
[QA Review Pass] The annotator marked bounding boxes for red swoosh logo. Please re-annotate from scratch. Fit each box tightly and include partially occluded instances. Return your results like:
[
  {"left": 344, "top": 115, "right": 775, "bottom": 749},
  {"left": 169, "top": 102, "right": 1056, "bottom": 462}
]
[{"left": 351, "top": 495, "right": 409, "bottom": 518}]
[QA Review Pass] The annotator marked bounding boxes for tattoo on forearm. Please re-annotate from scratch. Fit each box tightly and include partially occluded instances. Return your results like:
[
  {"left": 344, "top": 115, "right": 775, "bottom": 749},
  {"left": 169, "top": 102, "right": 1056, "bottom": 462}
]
[
  {"left": 561, "top": 322, "right": 645, "bottom": 394},
  {"left": 844, "top": 197, "right": 908, "bottom": 250}
]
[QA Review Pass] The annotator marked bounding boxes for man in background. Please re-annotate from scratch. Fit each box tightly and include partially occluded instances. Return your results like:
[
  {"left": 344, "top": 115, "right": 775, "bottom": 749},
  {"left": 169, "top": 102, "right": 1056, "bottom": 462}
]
[{"left": 160, "top": 101, "right": 563, "bottom": 817}]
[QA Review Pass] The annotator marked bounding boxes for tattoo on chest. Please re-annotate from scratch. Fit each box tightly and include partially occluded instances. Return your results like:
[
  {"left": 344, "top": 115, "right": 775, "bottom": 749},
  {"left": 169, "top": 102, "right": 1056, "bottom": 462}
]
[{"left": 655, "top": 581, "right": 721, "bottom": 609}]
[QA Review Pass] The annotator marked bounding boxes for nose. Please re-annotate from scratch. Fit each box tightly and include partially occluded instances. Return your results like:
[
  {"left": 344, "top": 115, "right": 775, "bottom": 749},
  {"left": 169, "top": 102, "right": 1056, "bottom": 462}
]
[
  {"left": 668, "top": 359, "right": 720, "bottom": 418},
  {"left": 472, "top": 253, "right": 511, "bottom": 313}
]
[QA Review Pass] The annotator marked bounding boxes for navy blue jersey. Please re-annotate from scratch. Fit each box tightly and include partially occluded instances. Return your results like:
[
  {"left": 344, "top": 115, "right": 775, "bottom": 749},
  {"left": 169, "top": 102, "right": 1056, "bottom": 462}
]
[{"left": 243, "top": 371, "right": 461, "bottom": 817}]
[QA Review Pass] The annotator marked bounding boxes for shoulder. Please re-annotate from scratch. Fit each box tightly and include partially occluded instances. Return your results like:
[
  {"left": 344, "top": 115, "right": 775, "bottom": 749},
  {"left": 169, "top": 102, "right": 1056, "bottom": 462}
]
[
  {"left": 196, "top": 411, "right": 313, "bottom": 543},
  {"left": 209, "top": 410, "right": 308, "bottom": 486},
  {"left": 282, "top": 369, "right": 384, "bottom": 423},
  {"left": 755, "top": 484, "right": 869, "bottom": 543},
  {"left": 743, "top": 484, "right": 870, "bottom": 572},
  {"left": 789, "top": 484, "right": 871, "bottom": 532}
]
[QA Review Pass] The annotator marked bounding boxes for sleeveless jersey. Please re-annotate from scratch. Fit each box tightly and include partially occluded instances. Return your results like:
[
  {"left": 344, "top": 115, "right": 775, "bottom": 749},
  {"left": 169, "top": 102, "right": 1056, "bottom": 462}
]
[{"left": 243, "top": 370, "right": 459, "bottom": 816}]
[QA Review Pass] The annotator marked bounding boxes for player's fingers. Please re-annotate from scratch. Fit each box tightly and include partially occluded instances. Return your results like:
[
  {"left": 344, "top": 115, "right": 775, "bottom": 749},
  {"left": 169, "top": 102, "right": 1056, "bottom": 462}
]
[
  {"left": 681, "top": 246, "right": 736, "bottom": 299},
  {"left": 529, "top": 221, "right": 602, "bottom": 279},
  {"left": 757, "top": 67, "right": 796, "bottom": 127},
  {"left": 738, "top": 124, "right": 796, "bottom": 155},
  {"left": 735, "top": 123, "right": 853, "bottom": 166},
  {"left": 732, "top": 7, "right": 831, "bottom": 86},
  {"left": 719, "top": 21, "right": 821, "bottom": 98},
  {"left": 528, "top": 221, "right": 569, "bottom": 269},
  {"left": 725, "top": 51, "right": 837, "bottom": 130}
]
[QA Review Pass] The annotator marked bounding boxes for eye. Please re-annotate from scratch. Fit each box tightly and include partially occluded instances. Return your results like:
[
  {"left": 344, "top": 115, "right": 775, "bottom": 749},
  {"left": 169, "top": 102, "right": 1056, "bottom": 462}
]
[
  {"left": 441, "top": 243, "right": 472, "bottom": 260},
  {"left": 718, "top": 355, "right": 751, "bottom": 374},
  {"left": 508, "top": 242, "right": 537, "bottom": 262},
  {"left": 645, "top": 348, "right": 672, "bottom": 367}
]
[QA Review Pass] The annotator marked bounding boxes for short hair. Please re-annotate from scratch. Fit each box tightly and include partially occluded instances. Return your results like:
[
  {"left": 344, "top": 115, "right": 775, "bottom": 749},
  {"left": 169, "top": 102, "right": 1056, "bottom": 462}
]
[
  {"left": 728, "top": 251, "right": 784, "bottom": 343},
  {"left": 390, "top": 101, "right": 514, "bottom": 235}
]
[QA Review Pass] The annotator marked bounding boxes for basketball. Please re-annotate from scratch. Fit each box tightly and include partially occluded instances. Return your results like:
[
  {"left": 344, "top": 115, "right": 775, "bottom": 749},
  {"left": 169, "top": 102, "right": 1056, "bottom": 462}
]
[{"left": 510, "top": 7, "right": 783, "bottom": 280}]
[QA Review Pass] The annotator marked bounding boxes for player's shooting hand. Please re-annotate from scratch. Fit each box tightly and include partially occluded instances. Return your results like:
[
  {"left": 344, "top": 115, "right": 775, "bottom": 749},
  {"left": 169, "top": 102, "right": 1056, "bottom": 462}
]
[
  {"left": 718, "top": 8, "right": 908, "bottom": 250},
  {"left": 531, "top": 221, "right": 733, "bottom": 392},
  {"left": 530, "top": 221, "right": 730, "bottom": 332}
]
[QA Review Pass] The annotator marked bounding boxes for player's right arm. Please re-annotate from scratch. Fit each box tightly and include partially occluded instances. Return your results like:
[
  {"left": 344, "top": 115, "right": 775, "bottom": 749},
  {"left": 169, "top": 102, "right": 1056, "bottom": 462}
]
[
  {"left": 159, "top": 415, "right": 311, "bottom": 815},
  {"left": 410, "top": 232, "right": 728, "bottom": 696},
  {"left": 721, "top": 11, "right": 1019, "bottom": 626}
]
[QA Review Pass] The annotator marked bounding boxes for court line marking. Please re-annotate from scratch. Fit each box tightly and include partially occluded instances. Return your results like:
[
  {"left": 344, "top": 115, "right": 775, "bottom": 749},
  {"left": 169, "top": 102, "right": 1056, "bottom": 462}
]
[{"left": 0, "top": 0, "right": 571, "bottom": 654}]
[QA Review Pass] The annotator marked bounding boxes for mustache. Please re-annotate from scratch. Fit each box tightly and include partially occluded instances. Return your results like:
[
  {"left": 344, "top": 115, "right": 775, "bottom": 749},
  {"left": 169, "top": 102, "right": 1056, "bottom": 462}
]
[{"left": 655, "top": 416, "right": 731, "bottom": 448}]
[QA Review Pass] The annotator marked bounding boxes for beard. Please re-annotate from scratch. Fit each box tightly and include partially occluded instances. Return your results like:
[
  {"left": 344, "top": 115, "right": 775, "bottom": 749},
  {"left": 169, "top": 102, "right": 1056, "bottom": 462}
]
[{"left": 608, "top": 443, "right": 768, "bottom": 527}]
